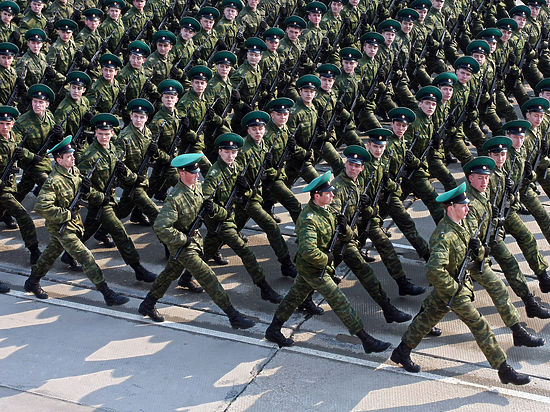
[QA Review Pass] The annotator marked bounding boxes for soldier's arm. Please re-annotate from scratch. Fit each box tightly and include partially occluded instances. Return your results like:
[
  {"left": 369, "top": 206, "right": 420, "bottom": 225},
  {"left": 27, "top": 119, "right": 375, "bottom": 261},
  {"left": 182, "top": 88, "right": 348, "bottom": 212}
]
[
  {"left": 34, "top": 178, "right": 71, "bottom": 224},
  {"left": 203, "top": 171, "right": 229, "bottom": 221},
  {"left": 153, "top": 196, "right": 188, "bottom": 247},
  {"left": 297, "top": 216, "right": 330, "bottom": 269},
  {"left": 425, "top": 234, "right": 459, "bottom": 296}
]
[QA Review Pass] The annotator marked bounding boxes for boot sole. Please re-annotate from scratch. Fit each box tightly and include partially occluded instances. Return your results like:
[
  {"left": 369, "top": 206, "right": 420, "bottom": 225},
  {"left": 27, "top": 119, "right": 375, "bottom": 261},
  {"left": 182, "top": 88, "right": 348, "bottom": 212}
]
[
  {"left": 390, "top": 352, "right": 421, "bottom": 373},
  {"left": 513, "top": 338, "right": 545, "bottom": 348},
  {"left": 106, "top": 297, "right": 130, "bottom": 306},
  {"left": 364, "top": 341, "right": 391, "bottom": 354},
  {"left": 138, "top": 307, "right": 164, "bottom": 322}
]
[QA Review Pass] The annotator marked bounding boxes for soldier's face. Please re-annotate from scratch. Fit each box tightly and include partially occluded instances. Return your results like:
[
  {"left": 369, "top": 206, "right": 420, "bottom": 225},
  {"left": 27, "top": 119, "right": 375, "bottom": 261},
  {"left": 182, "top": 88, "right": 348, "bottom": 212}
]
[
  {"left": 270, "top": 111, "right": 289, "bottom": 127},
  {"left": 314, "top": 190, "right": 334, "bottom": 206},
  {"left": 266, "top": 39, "right": 279, "bottom": 52},
  {"left": 342, "top": 59, "right": 357, "bottom": 74},
  {"left": 528, "top": 5, "right": 541, "bottom": 19},
  {"left": 108, "top": 7, "right": 121, "bottom": 19},
  {"left": 0, "top": 54, "right": 13, "bottom": 68},
  {"left": 456, "top": 68, "right": 472, "bottom": 84},
  {"left": 1, "top": 10, "right": 13, "bottom": 24},
  {"left": 58, "top": 30, "right": 72, "bottom": 42},
  {"left": 200, "top": 17, "right": 215, "bottom": 32},
  {"left": 401, "top": 20, "right": 414, "bottom": 34},
  {"left": 180, "top": 27, "right": 196, "bottom": 41},
  {"left": 130, "top": 112, "right": 148, "bottom": 129},
  {"left": 308, "top": 12, "right": 322, "bottom": 26},
  {"left": 432, "top": 0, "right": 444, "bottom": 10},
  {"left": 219, "top": 148, "right": 238, "bottom": 165},
  {"left": 489, "top": 151, "right": 507, "bottom": 169},
  {"left": 133, "top": 0, "right": 145, "bottom": 11},
  {"left": 286, "top": 27, "right": 301, "bottom": 42},
  {"left": 320, "top": 76, "right": 334, "bottom": 91},
  {"left": 345, "top": 161, "right": 363, "bottom": 180},
  {"left": 363, "top": 43, "right": 378, "bottom": 58},
  {"left": 248, "top": 0, "right": 259, "bottom": 9},
  {"left": 69, "top": 84, "right": 85, "bottom": 100},
  {"left": 500, "top": 29, "right": 512, "bottom": 43},
  {"left": 349, "top": 0, "right": 359, "bottom": 5},
  {"left": 95, "top": 129, "right": 112, "bottom": 147},
  {"left": 161, "top": 93, "right": 178, "bottom": 110},
  {"left": 447, "top": 202, "right": 469, "bottom": 222},
  {"left": 416, "top": 9, "right": 427, "bottom": 22},
  {"left": 486, "top": 40, "right": 497, "bottom": 54},
  {"left": 513, "top": 15, "right": 526, "bottom": 30},
  {"left": 0, "top": 120, "right": 14, "bottom": 138},
  {"left": 217, "top": 63, "right": 232, "bottom": 78},
  {"left": 224, "top": 7, "right": 238, "bottom": 20},
  {"left": 440, "top": 85, "right": 453, "bottom": 102},
  {"left": 28, "top": 40, "right": 43, "bottom": 54},
  {"left": 191, "top": 79, "right": 207, "bottom": 95},
  {"left": 179, "top": 169, "right": 199, "bottom": 186},
  {"left": 471, "top": 52, "right": 485, "bottom": 66},
  {"left": 526, "top": 111, "right": 544, "bottom": 128},
  {"left": 31, "top": 98, "right": 49, "bottom": 117},
  {"left": 299, "top": 87, "right": 316, "bottom": 104},
  {"left": 156, "top": 42, "right": 172, "bottom": 56},
  {"left": 30, "top": 1, "right": 44, "bottom": 13},
  {"left": 247, "top": 51, "right": 262, "bottom": 66},
  {"left": 468, "top": 173, "right": 490, "bottom": 193},
  {"left": 509, "top": 133, "right": 525, "bottom": 150},
  {"left": 129, "top": 53, "right": 145, "bottom": 68},
  {"left": 102, "top": 66, "right": 118, "bottom": 81},
  {"left": 540, "top": 91, "right": 550, "bottom": 102},
  {"left": 382, "top": 31, "right": 395, "bottom": 46},
  {"left": 248, "top": 125, "right": 265, "bottom": 142},
  {"left": 56, "top": 152, "right": 75, "bottom": 169},
  {"left": 391, "top": 120, "right": 408, "bottom": 137},
  {"left": 85, "top": 19, "right": 100, "bottom": 31},
  {"left": 367, "top": 141, "right": 386, "bottom": 159},
  {"left": 419, "top": 99, "right": 437, "bottom": 117},
  {"left": 330, "top": 2, "right": 343, "bottom": 14}
]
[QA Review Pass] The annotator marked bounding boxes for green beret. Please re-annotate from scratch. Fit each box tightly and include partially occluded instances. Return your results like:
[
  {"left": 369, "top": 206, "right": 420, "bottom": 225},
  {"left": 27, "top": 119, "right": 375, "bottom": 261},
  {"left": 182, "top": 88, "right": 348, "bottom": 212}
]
[
  {"left": 104, "top": 0, "right": 125, "bottom": 9},
  {"left": 463, "top": 156, "right": 495, "bottom": 175},
  {"left": 0, "top": 105, "right": 19, "bottom": 121},
  {"left": 316, "top": 63, "right": 341, "bottom": 78},
  {"left": 466, "top": 40, "right": 490, "bottom": 56},
  {"left": 502, "top": 120, "right": 531, "bottom": 135},
  {"left": 285, "top": 15, "right": 306, "bottom": 29},
  {"left": 241, "top": 110, "right": 270, "bottom": 127},
  {"left": 496, "top": 18, "right": 518, "bottom": 32},
  {"left": 83, "top": 8, "right": 103, "bottom": 20},
  {"left": 302, "top": 170, "right": 334, "bottom": 193},
  {"left": 28, "top": 84, "right": 54, "bottom": 102},
  {"left": 378, "top": 19, "right": 401, "bottom": 33},
  {"left": 215, "top": 133, "right": 243, "bottom": 149},
  {"left": 55, "top": 19, "right": 78, "bottom": 32},
  {"left": 509, "top": 5, "right": 531, "bottom": 18},
  {"left": 0, "top": 1, "right": 19, "bottom": 14},
  {"left": 188, "top": 65, "right": 212, "bottom": 81},
  {"left": 365, "top": 127, "right": 392, "bottom": 144},
  {"left": 397, "top": 8, "right": 419, "bottom": 21},
  {"left": 265, "top": 97, "right": 294, "bottom": 113},
  {"left": 305, "top": 1, "right": 327, "bottom": 14},
  {"left": 361, "top": 31, "right": 384, "bottom": 45},
  {"left": 65, "top": 71, "right": 91, "bottom": 87},
  {"left": 127, "top": 98, "right": 153, "bottom": 114},
  {"left": 158, "top": 79, "right": 183, "bottom": 95},
  {"left": 213, "top": 50, "right": 237, "bottom": 66},
  {"left": 47, "top": 135, "right": 74, "bottom": 156},
  {"left": 197, "top": 6, "right": 220, "bottom": 20},
  {"left": 153, "top": 30, "right": 177, "bottom": 44},
  {"left": 433, "top": 72, "right": 458, "bottom": 88},
  {"left": 244, "top": 37, "right": 267, "bottom": 53},
  {"left": 171, "top": 153, "right": 203, "bottom": 172},
  {"left": 0, "top": 42, "right": 18, "bottom": 56},
  {"left": 415, "top": 86, "right": 442, "bottom": 103},
  {"left": 343, "top": 145, "right": 370, "bottom": 164},
  {"left": 25, "top": 28, "right": 46, "bottom": 42},
  {"left": 180, "top": 17, "right": 201, "bottom": 32},
  {"left": 339, "top": 47, "right": 362, "bottom": 61},
  {"left": 128, "top": 40, "right": 151, "bottom": 56},
  {"left": 99, "top": 53, "right": 122, "bottom": 68},
  {"left": 535, "top": 78, "right": 550, "bottom": 94},
  {"left": 263, "top": 27, "right": 285, "bottom": 41},
  {"left": 388, "top": 107, "right": 415, "bottom": 124},
  {"left": 521, "top": 97, "right": 550, "bottom": 114},
  {"left": 482, "top": 136, "right": 512, "bottom": 153},
  {"left": 222, "top": 0, "right": 243, "bottom": 11},
  {"left": 296, "top": 74, "right": 321, "bottom": 89},
  {"left": 477, "top": 28, "right": 502, "bottom": 43},
  {"left": 453, "top": 56, "right": 480, "bottom": 74},
  {"left": 436, "top": 182, "right": 469, "bottom": 204},
  {"left": 91, "top": 113, "right": 119, "bottom": 129},
  {"left": 410, "top": 0, "right": 432, "bottom": 10}
]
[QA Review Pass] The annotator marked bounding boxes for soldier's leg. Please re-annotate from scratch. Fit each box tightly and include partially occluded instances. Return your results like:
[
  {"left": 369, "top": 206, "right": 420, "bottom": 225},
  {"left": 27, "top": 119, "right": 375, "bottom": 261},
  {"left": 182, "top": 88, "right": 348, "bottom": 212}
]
[
  {"left": 269, "top": 179, "right": 302, "bottom": 223},
  {"left": 59, "top": 231, "right": 105, "bottom": 287},
  {"left": 394, "top": 78, "right": 418, "bottom": 110},
  {"left": 355, "top": 106, "right": 381, "bottom": 131},
  {"left": 274, "top": 274, "right": 314, "bottom": 323},
  {"left": 299, "top": 160, "right": 320, "bottom": 184},
  {"left": 428, "top": 156, "right": 458, "bottom": 192},
  {"left": 367, "top": 219, "right": 406, "bottom": 281},
  {"left": 463, "top": 121, "right": 487, "bottom": 153},
  {"left": 524, "top": 60, "right": 543, "bottom": 90},
  {"left": 100, "top": 204, "right": 140, "bottom": 265},
  {"left": 521, "top": 188, "right": 550, "bottom": 244},
  {"left": 538, "top": 50, "right": 550, "bottom": 77},
  {"left": 246, "top": 201, "right": 290, "bottom": 261},
  {"left": 496, "top": 90, "right": 518, "bottom": 122},
  {"left": 148, "top": 254, "right": 186, "bottom": 300},
  {"left": 536, "top": 170, "right": 550, "bottom": 198},
  {"left": 320, "top": 142, "right": 344, "bottom": 176},
  {"left": 490, "top": 237, "right": 532, "bottom": 299},
  {"left": 412, "top": 66, "right": 432, "bottom": 87},
  {"left": 402, "top": 291, "right": 450, "bottom": 349},
  {"left": 15, "top": 170, "right": 46, "bottom": 202},
  {"left": 338, "top": 127, "right": 362, "bottom": 146},
  {"left": 114, "top": 189, "right": 134, "bottom": 220},
  {"left": 448, "top": 128, "right": 474, "bottom": 166},
  {"left": 511, "top": 81, "right": 530, "bottom": 108},
  {"left": 133, "top": 187, "right": 160, "bottom": 223},
  {"left": 0, "top": 194, "right": 38, "bottom": 249},
  {"left": 470, "top": 263, "right": 521, "bottom": 328},
  {"left": 31, "top": 234, "right": 65, "bottom": 278},
  {"left": 81, "top": 207, "right": 102, "bottom": 243},
  {"left": 480, "top": 106, "right": 502, "bottom": 136},
  {"left": 408, "top": 173, "right": 444, "bottom": 223}
]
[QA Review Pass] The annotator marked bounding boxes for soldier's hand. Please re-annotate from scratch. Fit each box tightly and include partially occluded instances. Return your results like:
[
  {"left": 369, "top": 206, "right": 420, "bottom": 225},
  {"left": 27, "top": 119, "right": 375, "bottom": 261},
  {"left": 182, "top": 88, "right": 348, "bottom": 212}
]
[
  {"left": 242, "top": 102, "right": 252, "bottom": 114},
  {"left": 236, "top": 174, "right": 249, "bottom": 191},
  {"left": 118, "top": 90, "right": 127, "bottom": 106},
  {"left": 70, "top": 209, "right": 79, "bottom": 220},
  {"left": 81, "top": 176, "right": 91, "bottom": 194},
  {"left": 45, "top": 20, "right": 54, "bottom": 34},
  {"left": 326, "top": 251, "right": 334, "bottom": 265},
  {"left": 206, "top": 107, "right": 216, "bottom": 119},
  {"left": 541, "top": 139, "right": 548, "bottom": 155},
  {"left": 136, "top": 174, "right": 147, "bottom": 185},
  {"left": 336, "top": 213, "right": 347, "bottom": 232},
  {"left": 203, "top": 198, "right": 214, "bottom": 215},
  {"left": 524, "top": 160, "right": 533, "bottom": 177},
  {"left": 495, "top": 65, "right": 503, "bottom": 79},
  {"left": 447, "top": 113, "right": 456, "bottom": 128},
  {"left": 165, "top": 5, "right": 174, "bottom": 18},
  {"left": 82, "top": 111, "right": 93, "bottom": 125},
  {"left": 231, "top": 88, "right": 241, "bottom": 102},
  {"left": 226, "top": 203, "right": 234, "bottom": 218},
  {"left": 216, "top": 38, "right": 228, "bottom": 50},
  {"left": 432, "top": 134, "right": 441, "bottom": 149},
  {"left": 147, "top": 141, "right": 159, "bottom": 156},
  {"left": 121, "top": 32, "right": 130, "bottom": 45},
  {"left": 8, "top": 30, "right": 20, "bottom": 44},
  {"left": 467, "top": 95, "right": 476, "bottom": 110},
  {"left": 236, "top": 31, "right": 245, "bottom": 43},
  {"left": 170, "top": 65, "right": 181, "bottom": 78},
  {"left": 52, "top": 124, "right": 64, "bottom": 139},
  {"left": 360, "top": 193, "right": 370, "bottom": 205},
  {"left": 317, "top": 117, "right": 326, "bottom": 130},
  {"left": 468, "top": 237, "right": 481, "bottom": 255},
  {"left": 335, "top": 100, "right": 344, "bottom": 113},
  {"left": 491, "top": 204, "right": 499, "bottom": 218},
  {"left": 14, "top": 147, "right": 24, "bottom": 160},
  {"left": 509, "top": 52, "right": 516, "bottom": 65},
  {"left": 180, "top": 116, "right": 190, "bottom": 131},
  {"left": 143, "top": 79, "right": 153, "bottom": 93},
  {"left": 505, "top": 177, "right": 514, "bottom": 192},
  {"left": 426, "top": 33, "right": 434, "bottom": 47},
  {"left": 299, "top": 51, "right": 308, "bottom": 63},
  {"left": 192, "top": 49, "right": 201, "bottom": 60},
  {"left": 74, "top": 49, "right": 83, "bottom": 64},
  {"left": 31, "top": 154, "right": 43, "bottom": 165},
  {"left": 259, "top": 78, "right": 269, "bottom": 89},
  {"left": 405, "top": 150, "right": 415, "bottom": 165},
  {"left": 71, "top": 9, "right": 81, "bottom": 21},
  {"left": 304, "top": 149, "right": 313, "bottom": 162},
  {"left": 287, "top": 136, "right": 296, "bottom": 151},
  {"left": 321, "top": 37, "right": 330, "bottom": 50},
  {"left": 44, "top": 66, "right": 56, "bottom": 79},
  {"left": 102, "top": 194, "right": 111, "bottom": 206},
  {"left": 542, "top": 26, "right": 549, "bottom": 39},
  {"left": 115, "top": 160, "right": 126, "bottom": 176}
]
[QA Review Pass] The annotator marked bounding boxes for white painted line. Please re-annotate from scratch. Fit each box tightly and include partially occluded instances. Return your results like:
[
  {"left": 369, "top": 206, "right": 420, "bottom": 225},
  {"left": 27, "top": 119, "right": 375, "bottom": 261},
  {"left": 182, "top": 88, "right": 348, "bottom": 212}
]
[{"left": 8, "top": 290, "right": 550, "bottom": 405}]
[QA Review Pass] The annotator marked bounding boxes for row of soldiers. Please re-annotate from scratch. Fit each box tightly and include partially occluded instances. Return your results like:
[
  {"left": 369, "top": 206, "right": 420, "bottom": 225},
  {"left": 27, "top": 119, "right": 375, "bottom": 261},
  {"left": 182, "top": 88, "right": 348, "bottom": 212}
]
[{"left": 0, "top": 0, "right": 550, "bottom": 386}]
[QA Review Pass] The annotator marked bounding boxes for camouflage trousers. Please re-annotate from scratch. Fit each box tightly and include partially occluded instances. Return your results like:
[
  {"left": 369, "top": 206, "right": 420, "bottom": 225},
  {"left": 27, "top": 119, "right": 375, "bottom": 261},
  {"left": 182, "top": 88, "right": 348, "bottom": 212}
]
[
  {"left": 262, "top": 178, "right": 302, "bottom": 223},
  {"left": 33, "top": 227, "right": 105, "bottom": 286},
  {"left": 489, "top": 236, "right": 532, "bottom": 299},
  {"left": 495, "top": 90, "right": 518, "bottom": 122},
  {"left": 149, "top": 243, "right": 231, "bottom": 311},
  {"left": 520, "top": 185, "right": 550, "bottom": 244},
  {"left": 147, "top": 162, "right": 179, "bottom": 199},
  {"left": 470, "top": 259, "right": 520, "bottom": 328},
  {"left": 82, "top": 203, "right": 140, "bottom": 265},
  {"left": 0, "top": 193, "right": 38, "bottom": 248},
  {"left": 116, "top": 185, "right": 159, "bottom": 223},
  {"left": 402, "top": 287, "right": 507, "bottom": 369},
  {"left": 401, "top": 170, "right": 444, "bottom": 224},
  {"left": 315, "top": 142, "right": 344, "bottom": 177},
  {"left": 15, "top": 167, "right": 49, "bottom": 202},
  {"left": 428, "top": 152, "right": 457, "bottom": 192},
  {"left": 274, "top": 268, "right": 364, "bottom": 335},
  {"left": 284, "top": 155, "right": 320, "bottom": 187},
  {"left": 447, "top": 126, "right": 473, "bottom": 166}
]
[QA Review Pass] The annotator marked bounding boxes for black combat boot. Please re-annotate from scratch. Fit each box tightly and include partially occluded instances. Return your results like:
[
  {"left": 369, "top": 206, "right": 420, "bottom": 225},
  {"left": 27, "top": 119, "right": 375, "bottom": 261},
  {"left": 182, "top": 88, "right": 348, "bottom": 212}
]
[
  {"left": 225, "top": 306, "right": 255, "bottom": 329},
  {"left": 97, "top": 282, "right": 129, "bottom": 306},
  {"left": 1, "top": 213, "right": 17, "bottom": 229},
  {"left": 357, "top": 329, "right": 391, "bottom": 354},
  {"left": 360, "top": 249, "right": 375, "bottom": 263},
  {"left": 428, "top": 327, "right": 442, "bottom": 337},
  {"left": 498, "top": 362, "right": 530, "bottom": 385},
  {"left": 130, "top": 208, "right": 151, "bottom": 226},
  {"left": 536, "top": 271, "right": 550, "bottom": 293},
  {"left": 445, "top": 153, "right": 457, "bottom": 164},
  {"left": 265, "top": 316, "right": 294, "bottom": 347},
  {"left": 422, "top": 251, "right": 430, "bottom": 262},
  {"left": 211, "top": 249, "right": 229, "bottom": 265},
  {"left": 24, "top": 275, "right": 48, "bottom": 299},
  {"left": 154, "top": 189, "right": 168, "bottom": 202},
  {"left": 510, "top": 323, "right": 545, "bottom": 347},
  {"left": 0, "top": 281, "right": 10, "bottom": 293},
  {"left": 267, "top": 206, "right": 281, "bottom": 223},
  {"left": 61, "top": 251, "right": 83, "bottom": 272},
  {"left": 177, "top": 270, "right": 203, "bottom": 293},
  {"left": 94, "top": 226, "right": 115, "bottom": 248},
  {"left": 379, "top": 299, "right": 412, "bottom": 323},
  {"left": 298, "top": 293, "right": 324, "bottom": 315},
  {"left": 258, "top": 279, "right": 282, "bottom": 303},
  {"left": 396, "top": 276, "right": 426, "bottom": 296},
  {"left": 280, "top": 255, "right": 297, "bottom": 278},
  {"left": 521, "top": 293, "right": 550, "bottom": 319},
  {"left": 28, "top": 245, "right": 41, "bottom": 265},
  {"left": 138, "top": 294, "right": 164, "bottom": 322},
  {"left": 239, "top": 231, "right": 248, "bottom": 243},
  {"left": 130, "top": 263, "right": 157, "bottom": 282},
  {"left": 391, "top": 341, "right": 421, "bottom": 372}
]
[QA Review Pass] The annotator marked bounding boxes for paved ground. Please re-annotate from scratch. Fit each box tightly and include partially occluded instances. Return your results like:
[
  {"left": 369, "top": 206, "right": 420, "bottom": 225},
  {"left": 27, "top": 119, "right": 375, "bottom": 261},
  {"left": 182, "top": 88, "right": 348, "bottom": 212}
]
[{"left": 1, "top": 155, "right": 550, "bottom": 410}]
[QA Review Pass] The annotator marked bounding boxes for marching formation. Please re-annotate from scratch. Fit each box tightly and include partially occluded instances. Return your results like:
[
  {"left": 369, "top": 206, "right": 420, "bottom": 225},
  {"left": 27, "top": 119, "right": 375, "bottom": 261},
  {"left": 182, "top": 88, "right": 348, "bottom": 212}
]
[{"left": 0, "top": 0, "right": 550, "bottom": 387}]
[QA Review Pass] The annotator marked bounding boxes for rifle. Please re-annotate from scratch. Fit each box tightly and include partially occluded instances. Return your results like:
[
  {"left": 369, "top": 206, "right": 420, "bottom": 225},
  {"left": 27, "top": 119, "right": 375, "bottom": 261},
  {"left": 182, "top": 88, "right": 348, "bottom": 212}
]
[
  {"left": 500, "top": 152, "right": 518, "bottom": 223},
  {"left": 113, "top": 16, "right": 139, "bottom": 55},
  {"left": 0, "top": 128, "right": 31, "bottom": 184},
  {"left": 211, "top": 78, "right": 245, "bottom": 137},
  {"left": 7, "top": 62, "right": 29, "bottom": 106},
  {"left": 346, "top": 168, "right": 376, "bottom": 239},
  {"left": 319, "top": 81, "right": 351, "bottom": 154},
  {"left": 352, "top": 69, "right": 376, "bottom": 114},
  {"left": 412, "top": 27, "right": 435, "bottom": 76},
  {"left": 158, "top": 0, "right": 176, "bottom": 30},
  {"left": 215, "top": 152, "right": 255, "bottom": 233},
  {"left": 179, "top": 97, "right": 221, "bottom": 155},
  {"left": 482, "top": 180, "right": 501, "bottom": 268},
  {"left": 468, "top": 65, "right": 490, "bottom": 128},
  {"left": 72, "top": 95, "right": 103, "bottom": 149},
  {"left": 406, "top": 135, "right": 433, "bottom": 180},
  {"left": 267, "top": 116, "right": 303, "bottom": 186},
  {"left": 135, "top": 18, "right": 153, "bottom": 41},
  {"left": 110, "top": 71, "right": 140, "bottom": 114},
  {"left": 447, "top": 210, "right": 487, "bottom": 307},
  {"left": 387, "top": 133, "right": 418, "bottom": 204},
  {"left": 364, "top": 150, "right": 393, "bottom": 232},
  {"left": 244, "top": 131, "right": 281, "bottom": 211},
  {"left": 173, "top": 177, "right": 223, "bottom": 260},
  {"left": 128, "top": 120, "right": 167, "bottom": 198},
  {"left": 319, "top": 189, "right": 353, "bottom": 278},
  {"left": 298, "top": 107, "right": 329, "bottom": 175},
  {"left": 84, "top": 34, "right": 114, "bottom": 74},
  {"left": 179, "top": 0, "right": 208, "bottom": 20},
  {"left": 281, "top": 49, "right": 307, "bottom": 95},
  {"left": 58, "top": 158, "right": 100, "bottom": 235},
  {"left": 262, "top": 54, "right": 290, "bottom": 105}
]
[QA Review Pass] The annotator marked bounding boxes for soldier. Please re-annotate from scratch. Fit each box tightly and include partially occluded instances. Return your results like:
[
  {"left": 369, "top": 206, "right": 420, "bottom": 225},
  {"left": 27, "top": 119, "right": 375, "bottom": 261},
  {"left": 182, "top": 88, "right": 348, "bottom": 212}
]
[
  {"left": 24, "top": 135, "right": 130, "bottom": 307},
  {"left": 374, "top": 19, "right": 399, "bottom": 116},
  {"left": 116, "top": 41, "right": 150, "bottom": 105},
  {"left": 74, "top": 8, "right": 104, "bottom": 75},
  {"left": 139, "top": 152, "right": 256, "bottom": 329},
  {"left": 193, "top": 6, "right": 220, "bottom": 62},
  {"left": 78, "top": 113, "right": 157, "bottom": 282},
  {"left": 46, "top": 18, "right": 79, "bottom": 92},
  {"left": 44, "top": 0, "right": 74, "bottom": 23},
  {"left": 169, "top": 16, "right": 200, "bottom": 88},
  {"left": 215, "top": 0, "right": 242, "bottom": 51},
  {"left": 264, "top": 171, "right": 392, "bottom": 354},
  {"left": 494, "top": 18, "right": 520, "bottom": 123},
  {"left": 16, "top": 28, "right": 54, "bottom": 89},
  {"left": 97, "top": 0, "right": 126, "bottom": 53},
  {"left": 0, "top": 42, "right": 19, "bottom": 106},
  {"left": 86, "top": 53, "right": 122, "bottom": 114},
  {"left": 236, "top": 0, "right": 264, "bottom": 39},
  {"left": 20, "top": 0, "right": 47, "bottom": 39},
  {"left": 0, "top": 1, "right": 20, "bottom": 45},
  {"left": 277, "top": 16, "right": 306, "bottom": 82},
  {"left": 235, "top": 110, "right": 297, "bottom": 277},
  {"left": 121, "top": 0, "right": 151, "bottom": 41},
  {"left": 301, "top": 1, "right": 328, "bottom": 68},
  {"left": 143, "top": 30, "right": 176, "bottom": 87},
  {"left": 199, "top": 133, "right": 282, "bottom": 303},
  {"left": 259, "top": 27, "right": 285, "bottom": 107},
  {"left": 0, "top": 105, "right": 41, "bottom": 263},
  {"left": 391, "top": 182, "right": 531, "bottom": 386}
]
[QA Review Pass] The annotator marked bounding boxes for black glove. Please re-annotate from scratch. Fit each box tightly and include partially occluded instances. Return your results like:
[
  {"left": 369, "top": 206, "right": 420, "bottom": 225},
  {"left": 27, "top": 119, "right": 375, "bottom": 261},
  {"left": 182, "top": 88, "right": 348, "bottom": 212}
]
[
  {"left": 505, "top": 177, "right": 514, "bottom": 192},
  {"left": 456, "top": 13, "right": 465, "bottom": 30},
  {"left": 118, "top": 90, "right": 127, "bottom": 106},
  {"left": 405, "top": 150, "right": 415, "bottom": 165},
  {"left": 491, "top": 204, "right": 499, "bottom": 218},
  {"left": 71, "top": 9, "right": 81, "bottom": 21},
  {"left": 317, "top": 117, "right": 326, "bottom": 130},
  {"left": 242, "top": 102, "right": 252, "bottom": 114},
  {"left": 170, "top": 65, "right": 181, "bottom": 78},
  {"left": 143, "top": 79, "right": 153, "bottom": 93},
  {"left": 360, "top": 193, "right": 371, "bottom": 205},
  {"left": 115, "top": 160, "right": 126, "bottom": 177},
  {"left": 44, "top": 66, "right": 56, "bottom": 79},
  {"left": 447, "top": 113, "right": 456, "bottom": 128},
  {"left": 432, "top": 134, "right": 441, "bottom": 149},
  {"left": 148, "top": 141, "right": 158, "bottom": 156},
  {"left": 259, "top": 78, "right": 269, "bottom": 89},
  {"left": 165, "top": 5, "right": 174, "bottom": 18},
  {"left": 259, "top": 21, "right": 268, "bottom": 32},
  {"left": 336, "top": 213, "right": 347, "bottom": 232},
  {"left": 31, "top": 154, "right": 43, "bottom": 165},
  {"left": 321, "top": 37, "right": 330, "bottom": 50},
  {"left": 120, "top": 32, "right": 130, "bottom": 46},
  {"left": 136, "top": 174, "right": 147, "bottom": 185},
  {"left": 426, "top": 33, "right": 434, "bottom": 47},
  {"left": 467, "top": 95, "right": 476, "bottom": 109},
  {"left": 468, "top": 237, "right": 481, "bottom": 255},
  {"left": 80, "top": 176, "right": 91, "bottom": 194},
  {"left": 192, "top": 49, "right": 201, "bottom": 60},
  {"left": 74, "top": 50, "right": 83, "bottom": 64},
  {"left": 206, "top": 107, "right": 215, "bottom": 119},
  {"left": 70, "top": 208, "right": 79, "bottom": 220},
  {"left": 288, "top": 136, "right": 296, "bottom": 151},
  {"left": 542, "top": 26, "right": 549, "bottom": 39},
  {"left": 236, "top": 174, "right": 249, "bottom": 191},
  {"left": 82, "top": 111, "right": 93, "bottom": 125},
  {"left": 45, "top": 20, "right": 54, "bottom": 34},
  {"left": 52, "top": 124, "right": 64, "bottom": 140},
  {"left": 236, "top": 31, "right": 245, "bottom": 43},
  {"left": 509, "top": 52, "right": 516, "bottom": 65},
  {"left": 343, "top": 17, "right": 351, "bottom": 29},
  {"left": 524, "top": 160, "right": 532, "bottom": 177},
  {"left": 14, "top": 147, "right": 24, "bottom": 160},
  {"left": 180, "top": 116, "right": 190, "bottom": 132},
  {"left": 335, "top": 100, "right": 344, "bottom": 113},
  {"left": 8, "top": 30, "right": 20, "bottom": 44},
  {"left": 326, "top": 251, "right": 334, "bottom": 265},
  {"left": 541, "top": 139, "right": 548, "bottom": 155},
  {"left": 231, "top": 89, "right": 241, "bottom": 102},
  {"left": 264, "top": 152, "right": 273, "bottom": 166},
  {"left": 203, "top": 198, "right": 214, "bottom": 215},
  {"left": 102, "top": 194, "right": 111, "bottom": 206},
  {"left": 304, "top": 149, "right": 313, "bottom": 162},
  {"left": 299, "top": 51, "right": 308, "bottom": 63},
  {"left": 495, "top": 65, "right": 503, "bottom": 79},
  {"left": 216, "top": 38, "right": 228, "bottom": 50}
]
